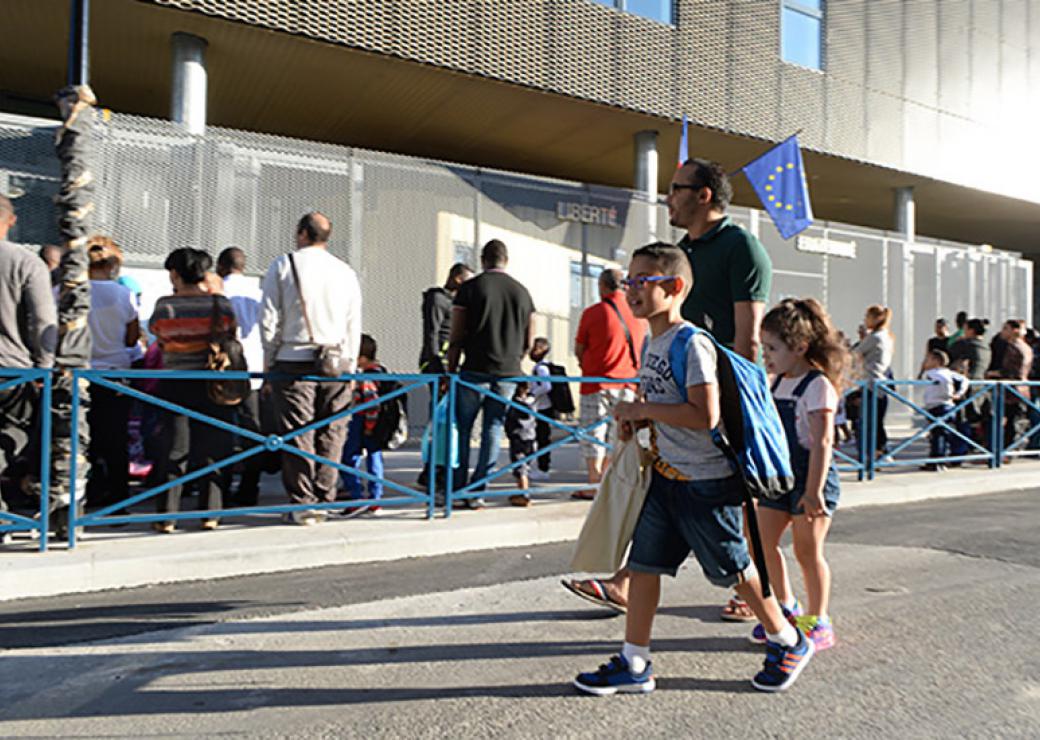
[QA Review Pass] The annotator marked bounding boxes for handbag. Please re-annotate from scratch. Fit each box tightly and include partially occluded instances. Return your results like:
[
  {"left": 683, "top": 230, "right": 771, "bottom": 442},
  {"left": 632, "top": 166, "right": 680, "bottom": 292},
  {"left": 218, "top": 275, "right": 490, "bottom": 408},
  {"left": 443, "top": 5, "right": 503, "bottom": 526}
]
[
  {"left": 570, "top": 439, "right": 652, "bottom": 574},
  {"left": 288, "top": 252, "right": 343, "bottom": 377},
  {"left": 206, "top": 295, "right": 250, "bottom": 406}
]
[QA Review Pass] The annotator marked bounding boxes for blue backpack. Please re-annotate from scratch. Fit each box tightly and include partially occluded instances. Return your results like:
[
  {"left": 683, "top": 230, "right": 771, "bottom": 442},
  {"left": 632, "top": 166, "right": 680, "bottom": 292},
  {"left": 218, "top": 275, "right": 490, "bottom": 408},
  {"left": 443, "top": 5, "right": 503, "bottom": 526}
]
[{"left": 668, "top": 324, "right": 794, "bottom": 500}]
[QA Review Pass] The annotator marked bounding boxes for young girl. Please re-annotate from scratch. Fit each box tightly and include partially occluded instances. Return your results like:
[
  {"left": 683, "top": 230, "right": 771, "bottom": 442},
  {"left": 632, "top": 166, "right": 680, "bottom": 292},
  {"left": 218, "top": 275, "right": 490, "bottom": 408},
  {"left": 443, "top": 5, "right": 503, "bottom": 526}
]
[{"left": 753, "top": 298, "right": 848, "bottom": 651}]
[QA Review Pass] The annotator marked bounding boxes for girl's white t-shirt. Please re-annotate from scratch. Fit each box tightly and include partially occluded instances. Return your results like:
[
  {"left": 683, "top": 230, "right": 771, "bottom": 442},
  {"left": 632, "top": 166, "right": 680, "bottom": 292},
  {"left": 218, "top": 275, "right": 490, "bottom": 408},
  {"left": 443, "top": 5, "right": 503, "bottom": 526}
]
[{"left": 771, "top": 372, "right": 839, "bottom": 450}]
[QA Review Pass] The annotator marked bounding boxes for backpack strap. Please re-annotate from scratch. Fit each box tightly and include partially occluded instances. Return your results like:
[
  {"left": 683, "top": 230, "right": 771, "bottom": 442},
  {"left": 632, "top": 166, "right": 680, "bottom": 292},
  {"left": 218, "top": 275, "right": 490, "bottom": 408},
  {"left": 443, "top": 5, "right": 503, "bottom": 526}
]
[{"left": 667, "top": 324, "right": 698, "bottom": 400}]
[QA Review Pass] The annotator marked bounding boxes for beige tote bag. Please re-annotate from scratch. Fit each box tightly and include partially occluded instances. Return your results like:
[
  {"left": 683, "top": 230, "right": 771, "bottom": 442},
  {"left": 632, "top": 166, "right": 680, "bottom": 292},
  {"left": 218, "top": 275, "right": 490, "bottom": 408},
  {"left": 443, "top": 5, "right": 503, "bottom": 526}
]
[{"left": 570, "top": 439, "right": 652, "bottom": 574}]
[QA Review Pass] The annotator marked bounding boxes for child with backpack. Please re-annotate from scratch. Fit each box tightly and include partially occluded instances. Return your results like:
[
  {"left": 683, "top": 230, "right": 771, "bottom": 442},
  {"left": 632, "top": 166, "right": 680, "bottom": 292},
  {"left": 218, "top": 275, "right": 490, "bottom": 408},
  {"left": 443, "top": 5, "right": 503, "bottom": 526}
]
[
  {"left": 504, "top": 382, "right": 538, "bottom": 507},
  {"left": 340, "top": 333, "right": 389, "bottom": 518},
  {"left": 529, "top": 337, "right": 554, "bottom": 481},
  {"left": 754, "top": 298, "right": 848, "bottom": 651},
  {"left": 573, "top": 243, "right": 814, "bottom": 696}
]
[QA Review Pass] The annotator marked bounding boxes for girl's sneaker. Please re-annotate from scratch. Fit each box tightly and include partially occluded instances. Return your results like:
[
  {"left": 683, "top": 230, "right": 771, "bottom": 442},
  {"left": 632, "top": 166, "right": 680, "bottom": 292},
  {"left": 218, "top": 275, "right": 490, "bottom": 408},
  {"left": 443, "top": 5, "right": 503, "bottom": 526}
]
[
  {"left": 795, "top": 615, "right": 836, "bottom": 651},
  {"left": 748, "top": 599, "right": 802, "bottom": 644},
  {"left": 573, "top": 654, "right": 655, "bottom": 696}
]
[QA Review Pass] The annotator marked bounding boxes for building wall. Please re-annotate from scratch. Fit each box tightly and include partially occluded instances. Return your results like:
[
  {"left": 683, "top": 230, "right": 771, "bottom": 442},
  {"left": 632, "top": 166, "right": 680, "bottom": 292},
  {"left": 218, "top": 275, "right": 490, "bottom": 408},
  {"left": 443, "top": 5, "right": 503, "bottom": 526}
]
[{"left": 147, "top": 0, "right": 1040, "bottom": 202}]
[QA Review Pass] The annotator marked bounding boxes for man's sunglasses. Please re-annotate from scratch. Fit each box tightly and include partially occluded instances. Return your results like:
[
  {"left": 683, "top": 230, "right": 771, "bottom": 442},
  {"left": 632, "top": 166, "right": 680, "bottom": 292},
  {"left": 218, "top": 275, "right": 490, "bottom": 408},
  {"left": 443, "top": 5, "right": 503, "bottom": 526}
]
[
  {"left": 668, "top": 182, "right": 704, "bottom": 195},
  {"left": 621, "top": 276, "right": 677, "bottom": 289}
]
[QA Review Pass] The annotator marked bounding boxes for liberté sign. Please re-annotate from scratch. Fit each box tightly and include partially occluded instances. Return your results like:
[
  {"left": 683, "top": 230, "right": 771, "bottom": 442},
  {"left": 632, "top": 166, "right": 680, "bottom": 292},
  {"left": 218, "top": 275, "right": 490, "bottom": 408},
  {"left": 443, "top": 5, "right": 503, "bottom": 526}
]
[{"left": 556, "top": 201, "right": 620, "bottom": 228}]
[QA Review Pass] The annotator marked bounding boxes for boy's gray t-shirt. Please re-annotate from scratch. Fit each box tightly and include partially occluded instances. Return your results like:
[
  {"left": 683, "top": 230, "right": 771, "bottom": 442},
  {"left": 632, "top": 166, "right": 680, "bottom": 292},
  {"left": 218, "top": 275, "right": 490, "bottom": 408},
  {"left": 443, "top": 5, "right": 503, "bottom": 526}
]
[{"left": 640, "top": 322, "right": 733, "bottom": 481}]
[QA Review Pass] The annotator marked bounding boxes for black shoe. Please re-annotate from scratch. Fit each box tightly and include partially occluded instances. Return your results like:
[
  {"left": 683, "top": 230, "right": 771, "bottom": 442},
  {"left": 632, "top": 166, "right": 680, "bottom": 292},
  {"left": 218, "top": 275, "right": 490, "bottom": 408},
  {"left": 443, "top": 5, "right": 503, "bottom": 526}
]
[{"left": 919, "top": 463, "right": 946, "bottom": 472}]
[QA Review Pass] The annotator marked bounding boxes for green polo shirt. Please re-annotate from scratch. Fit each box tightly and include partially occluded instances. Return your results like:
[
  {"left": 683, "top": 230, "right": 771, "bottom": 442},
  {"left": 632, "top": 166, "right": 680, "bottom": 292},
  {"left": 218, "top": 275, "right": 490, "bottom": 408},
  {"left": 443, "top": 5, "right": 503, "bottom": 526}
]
[{"left": 678, "top": 216, "right": 772, "bottom": 347}]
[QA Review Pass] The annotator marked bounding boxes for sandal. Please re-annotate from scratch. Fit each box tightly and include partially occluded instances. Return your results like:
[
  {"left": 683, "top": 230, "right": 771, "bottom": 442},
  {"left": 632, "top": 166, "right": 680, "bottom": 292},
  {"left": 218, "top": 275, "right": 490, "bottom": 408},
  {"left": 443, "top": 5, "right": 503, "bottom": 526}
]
[
  {"left": 571, "top": 490, "right": 596, "bottom": 501},
  {"left": 561, "top": 578, "right": 627, "bottom": 614},
  {"left": 720, "top": 596, "right": 756, "bottom": 622}
]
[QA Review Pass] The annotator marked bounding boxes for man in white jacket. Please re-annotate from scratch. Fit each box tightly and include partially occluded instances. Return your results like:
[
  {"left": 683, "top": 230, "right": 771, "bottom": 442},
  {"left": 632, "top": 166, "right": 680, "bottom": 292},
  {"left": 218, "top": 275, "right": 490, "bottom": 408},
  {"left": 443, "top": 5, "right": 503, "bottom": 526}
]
[{"left": 261, "top": 213, "right": 362, "bottom": 523}]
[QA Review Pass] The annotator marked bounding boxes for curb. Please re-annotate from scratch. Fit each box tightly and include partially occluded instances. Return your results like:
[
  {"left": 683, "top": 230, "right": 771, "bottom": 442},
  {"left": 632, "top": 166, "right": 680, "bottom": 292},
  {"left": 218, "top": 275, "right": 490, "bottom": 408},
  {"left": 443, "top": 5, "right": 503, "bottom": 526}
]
[{"left": 0, "top": 462, "right": 1036, "bottom": 602}]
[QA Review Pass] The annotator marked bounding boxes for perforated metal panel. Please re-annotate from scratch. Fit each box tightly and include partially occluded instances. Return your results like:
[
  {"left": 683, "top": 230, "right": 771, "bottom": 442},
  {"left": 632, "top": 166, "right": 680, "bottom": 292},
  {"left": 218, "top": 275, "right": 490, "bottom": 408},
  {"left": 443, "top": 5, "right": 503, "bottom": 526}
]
[{"left": 142, "top": 0, "right": 1040, "bottom": 199}]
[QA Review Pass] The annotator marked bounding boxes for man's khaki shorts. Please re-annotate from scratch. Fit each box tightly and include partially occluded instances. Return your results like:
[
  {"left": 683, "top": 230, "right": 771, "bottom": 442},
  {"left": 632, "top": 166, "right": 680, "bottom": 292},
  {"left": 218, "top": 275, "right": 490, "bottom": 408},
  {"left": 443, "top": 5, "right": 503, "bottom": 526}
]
[{"left": 579, "top": 387, "right": 636, "bottom": 461}]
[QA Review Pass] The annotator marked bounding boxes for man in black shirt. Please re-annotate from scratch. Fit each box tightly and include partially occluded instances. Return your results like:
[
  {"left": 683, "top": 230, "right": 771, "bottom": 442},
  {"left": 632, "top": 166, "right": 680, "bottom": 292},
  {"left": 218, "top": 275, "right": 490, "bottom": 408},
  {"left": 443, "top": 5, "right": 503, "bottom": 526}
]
[
  {"left": 447, "top": 240, "right": 535, "bottom": 509},
  {"left": 918, "top": 318, "right": 950, "bottom": 375},
  {"left": 419, "top": 263, "right": 473, "bottom": 373}
]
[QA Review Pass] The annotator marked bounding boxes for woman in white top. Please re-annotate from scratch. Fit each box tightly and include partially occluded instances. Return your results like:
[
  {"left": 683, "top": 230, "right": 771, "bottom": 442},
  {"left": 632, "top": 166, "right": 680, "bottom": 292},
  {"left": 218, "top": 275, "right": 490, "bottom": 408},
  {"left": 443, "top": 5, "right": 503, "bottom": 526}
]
[
  {"left": 851, "top": 304, "right": 894, "bottom": 457},
  {"left": 85, "top": 237, "right": 141, "bottom": 508}
]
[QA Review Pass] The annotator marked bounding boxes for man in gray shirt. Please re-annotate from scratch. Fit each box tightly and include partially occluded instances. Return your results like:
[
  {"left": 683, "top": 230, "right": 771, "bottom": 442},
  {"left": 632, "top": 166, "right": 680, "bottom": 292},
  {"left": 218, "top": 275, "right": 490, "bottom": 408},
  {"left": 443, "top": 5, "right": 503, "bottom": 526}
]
[{"left": 0, "top": 195, "right": 58, "bottom": 534}]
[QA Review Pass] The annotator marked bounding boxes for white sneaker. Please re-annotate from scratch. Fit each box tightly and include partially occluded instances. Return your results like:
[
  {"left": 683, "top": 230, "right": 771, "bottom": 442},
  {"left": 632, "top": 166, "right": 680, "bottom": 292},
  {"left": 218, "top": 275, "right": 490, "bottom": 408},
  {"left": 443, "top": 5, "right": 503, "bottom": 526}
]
[
  {"left": 285, "top": 509, "right": 325, "bottom": 526},
  {"left": 0, "top": 532, "right": 13, "bottom": 545},
  {"left": 528, "top": 469, "right": 550, "bottom": 482}
]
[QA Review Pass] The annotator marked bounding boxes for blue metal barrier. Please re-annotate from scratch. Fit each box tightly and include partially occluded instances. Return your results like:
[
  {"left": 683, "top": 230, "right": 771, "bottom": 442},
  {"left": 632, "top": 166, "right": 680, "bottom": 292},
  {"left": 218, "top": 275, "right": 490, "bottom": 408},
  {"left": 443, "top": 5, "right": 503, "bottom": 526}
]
[
  {"left": 870, "top": 379, "right": 1001, "bottom": 477},
  {"left": 833, "top": 381, "right": 869, "bottom": 480},
  {"left": 997, "top": 380, "right": 1040, "bottom": 462},
  {"left": 4, "top": 367, "right": 1037, "bottom": 550},
  {"left": 443, "top": 374, "right": 636, "bottom": 516},
  {"left": 67, "top": 369, "right": 442, "bottom": 547},
  {"left": 0, "top": 368, "right": 51, "bottom": 552}
]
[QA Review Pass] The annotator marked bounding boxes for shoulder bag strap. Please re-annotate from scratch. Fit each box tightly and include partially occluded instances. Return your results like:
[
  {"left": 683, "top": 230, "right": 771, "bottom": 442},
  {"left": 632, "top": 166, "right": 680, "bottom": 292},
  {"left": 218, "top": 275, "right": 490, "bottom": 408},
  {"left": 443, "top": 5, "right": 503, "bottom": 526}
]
[
  {"left": 287, "top": 253, "right": 317, "bottom": 344},
  {"left": 603, "top": 297, "right": 638, "bottom": 368}
]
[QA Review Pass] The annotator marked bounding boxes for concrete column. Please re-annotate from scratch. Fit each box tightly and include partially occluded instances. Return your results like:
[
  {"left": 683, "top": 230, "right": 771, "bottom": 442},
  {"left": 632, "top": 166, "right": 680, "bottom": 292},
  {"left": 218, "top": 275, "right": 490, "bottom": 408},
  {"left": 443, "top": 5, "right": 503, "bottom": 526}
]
[
  {"left": 171, "top": 32, "right": 208, "bottom": 135},
  {"left": 633, "top": 130, "right": 659, "bottom": 241},
  {"left": 894, "top": 186, "right": 915, "bottom": 243}
]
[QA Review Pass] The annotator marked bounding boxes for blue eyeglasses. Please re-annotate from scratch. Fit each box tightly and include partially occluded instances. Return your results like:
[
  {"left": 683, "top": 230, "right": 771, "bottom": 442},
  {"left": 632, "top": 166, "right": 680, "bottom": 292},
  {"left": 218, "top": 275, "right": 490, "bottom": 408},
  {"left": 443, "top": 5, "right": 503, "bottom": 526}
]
[{"left": 621, "top": 276, "right": 676, "bottom": 289}]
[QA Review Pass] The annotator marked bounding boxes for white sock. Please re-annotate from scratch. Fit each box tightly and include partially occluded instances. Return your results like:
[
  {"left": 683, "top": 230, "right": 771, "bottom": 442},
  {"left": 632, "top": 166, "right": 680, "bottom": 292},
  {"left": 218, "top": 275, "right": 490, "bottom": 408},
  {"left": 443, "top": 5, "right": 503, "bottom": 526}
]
[
  {"left": 780, "top": 596, "right": 797, "bottom": 611},
  {"left": 767, "top": 623, "right": 799, "bottom": 648},
  {"left": 621, "top": 642, "right": 651, "bottom": 674}
]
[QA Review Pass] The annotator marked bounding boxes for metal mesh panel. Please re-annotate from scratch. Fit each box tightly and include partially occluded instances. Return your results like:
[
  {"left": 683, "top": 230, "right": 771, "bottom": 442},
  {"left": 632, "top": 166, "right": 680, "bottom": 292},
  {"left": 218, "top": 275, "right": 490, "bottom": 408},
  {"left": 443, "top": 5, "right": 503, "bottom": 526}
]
[
  {"left": 90, "top": 114, "right": 354, "bottom": 271},
  {"left": 0, "top": 117, "right": 63, "bottom": 247},
  {"left": 355, "top": 150, "right": 478, "bottom": 374},
  {"left": 142, "top": 0, "right": 1040, "bottom": 194},
  {"left": 825, "top": 231, "right": 886, "bottom": 338}
]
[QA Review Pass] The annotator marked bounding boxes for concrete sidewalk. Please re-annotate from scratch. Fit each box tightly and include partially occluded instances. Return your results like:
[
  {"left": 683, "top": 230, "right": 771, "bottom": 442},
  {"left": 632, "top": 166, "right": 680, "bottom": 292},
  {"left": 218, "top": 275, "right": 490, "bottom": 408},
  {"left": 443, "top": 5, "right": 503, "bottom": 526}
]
[{"left": 1, "top": 443, "right": 1037, "bottom": 602}]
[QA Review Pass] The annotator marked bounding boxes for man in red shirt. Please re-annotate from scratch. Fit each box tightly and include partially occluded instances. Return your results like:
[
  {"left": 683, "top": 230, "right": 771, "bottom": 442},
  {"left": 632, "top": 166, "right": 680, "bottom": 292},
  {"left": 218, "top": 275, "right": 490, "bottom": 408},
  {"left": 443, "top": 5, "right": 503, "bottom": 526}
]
[{"left": 572, "top": 268, "right": 646, "bottom": 498}]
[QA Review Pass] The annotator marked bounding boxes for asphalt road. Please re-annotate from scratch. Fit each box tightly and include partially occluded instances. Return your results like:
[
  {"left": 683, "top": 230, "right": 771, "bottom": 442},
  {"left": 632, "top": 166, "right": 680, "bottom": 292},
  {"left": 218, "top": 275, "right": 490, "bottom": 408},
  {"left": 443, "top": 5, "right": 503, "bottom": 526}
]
[{"left": 0, "top": 490, "right": 1037, "bottom": 738}]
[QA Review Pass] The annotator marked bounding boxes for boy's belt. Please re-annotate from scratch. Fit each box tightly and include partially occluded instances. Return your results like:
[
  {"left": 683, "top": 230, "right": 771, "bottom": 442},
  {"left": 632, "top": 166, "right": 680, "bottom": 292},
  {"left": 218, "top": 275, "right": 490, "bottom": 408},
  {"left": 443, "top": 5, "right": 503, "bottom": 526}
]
[{"left": 653, "top": 456, "right": 691, "bottom": 482}]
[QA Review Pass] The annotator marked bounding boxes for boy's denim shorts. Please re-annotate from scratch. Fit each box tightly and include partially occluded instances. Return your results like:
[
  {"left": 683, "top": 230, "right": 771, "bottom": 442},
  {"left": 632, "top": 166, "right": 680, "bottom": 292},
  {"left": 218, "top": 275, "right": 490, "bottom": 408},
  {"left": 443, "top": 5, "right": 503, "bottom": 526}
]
[
  {"left": 759, "top": 466, "right": 841, "bottom": 517},
  {"left": 627, "top": 471, "right": 752, "bottom": 588}
]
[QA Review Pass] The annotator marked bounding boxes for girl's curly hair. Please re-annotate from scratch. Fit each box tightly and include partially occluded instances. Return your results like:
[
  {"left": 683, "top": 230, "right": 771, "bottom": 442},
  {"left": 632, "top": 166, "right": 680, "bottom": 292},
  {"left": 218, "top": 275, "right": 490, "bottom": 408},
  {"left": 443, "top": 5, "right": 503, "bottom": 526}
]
[{"left": 762, "top": 297, "right": 849, "bottom": 391}]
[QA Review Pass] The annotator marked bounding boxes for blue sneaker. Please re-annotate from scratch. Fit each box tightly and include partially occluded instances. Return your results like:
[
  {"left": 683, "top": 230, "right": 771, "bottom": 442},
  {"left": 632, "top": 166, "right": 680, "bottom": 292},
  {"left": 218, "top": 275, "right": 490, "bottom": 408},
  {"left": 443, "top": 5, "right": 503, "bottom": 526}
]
[
  {"left": 573, "top": 654, "right": 656, "bottom": 696},
  {"left": 749, "top": 599, "right": 802, "bottom": 644},
  {"left": 751, "top": 629, "right": 815, "bottom": 692}
]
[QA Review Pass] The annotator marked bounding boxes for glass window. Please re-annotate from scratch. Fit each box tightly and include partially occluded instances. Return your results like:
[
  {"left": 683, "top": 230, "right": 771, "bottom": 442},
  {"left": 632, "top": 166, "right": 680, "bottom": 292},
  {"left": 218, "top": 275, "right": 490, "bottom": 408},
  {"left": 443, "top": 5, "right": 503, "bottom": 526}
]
[
  {"left": 781, "top": 0, "right": 824, "bottom": 71},
  {"left": 624, "top": 0, "right": 674, "bottom": 24},
  {"left": 589, "top": 1, "right": 675, "bottom": 26}
]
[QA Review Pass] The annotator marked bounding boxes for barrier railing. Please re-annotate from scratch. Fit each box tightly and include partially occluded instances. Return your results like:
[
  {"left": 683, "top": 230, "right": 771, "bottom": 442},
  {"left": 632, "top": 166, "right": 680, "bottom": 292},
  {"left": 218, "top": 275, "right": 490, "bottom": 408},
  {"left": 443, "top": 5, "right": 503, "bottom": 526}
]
[
  {"left": 2, "top": 369, "right": 1037, "bottom": 549},
  {"left": 67, "top": 369, "right": 442, "bottom": 547},
  {"left": 443, "top": 374, "right": 636, "bottom": 516},
  {"left": 995, "top": 380, "right": 1040, "bottom": 463},
  {"left": 833, "top": 381, "right": 869, "bottom": 480},
  {"left": 0, "top": 368, "right": 52, "bottom": 552},
  {"left": 870, "top": 379, "right": 1003, "bottom": 476}
]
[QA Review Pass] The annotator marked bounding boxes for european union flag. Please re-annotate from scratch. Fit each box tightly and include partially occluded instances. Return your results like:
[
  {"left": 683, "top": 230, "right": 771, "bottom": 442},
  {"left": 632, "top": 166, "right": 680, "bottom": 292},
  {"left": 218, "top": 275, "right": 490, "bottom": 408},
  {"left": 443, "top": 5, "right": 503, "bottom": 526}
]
[{"left": 741, "top": 135, "right": 813, "bottom": 239}]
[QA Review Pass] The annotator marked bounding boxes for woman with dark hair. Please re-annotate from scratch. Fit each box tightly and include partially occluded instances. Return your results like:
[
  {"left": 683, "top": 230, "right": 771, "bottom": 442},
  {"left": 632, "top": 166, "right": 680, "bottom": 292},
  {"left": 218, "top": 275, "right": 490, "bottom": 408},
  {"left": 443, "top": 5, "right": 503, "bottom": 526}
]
[{"left": 147, "top": 248, "right": 238, "bottom": 533}]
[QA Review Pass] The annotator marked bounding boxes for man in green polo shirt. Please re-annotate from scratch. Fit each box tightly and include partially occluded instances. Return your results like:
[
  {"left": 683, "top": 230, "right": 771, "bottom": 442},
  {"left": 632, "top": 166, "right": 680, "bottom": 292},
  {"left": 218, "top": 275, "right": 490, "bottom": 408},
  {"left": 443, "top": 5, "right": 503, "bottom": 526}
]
[
  {"left": 563, "top": 158, "right": 774, "bottom": 622},
  {"left": 674, "top": 158, "right": 772, "bottom": 359}
]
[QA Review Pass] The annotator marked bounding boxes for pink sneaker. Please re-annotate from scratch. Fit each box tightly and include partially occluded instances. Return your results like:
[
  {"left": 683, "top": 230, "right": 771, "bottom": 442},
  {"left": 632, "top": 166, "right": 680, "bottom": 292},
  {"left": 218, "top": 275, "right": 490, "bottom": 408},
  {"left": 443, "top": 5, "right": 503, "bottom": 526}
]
[{"left": 797, "top": 616, "right": 836, "bottom": 651}]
